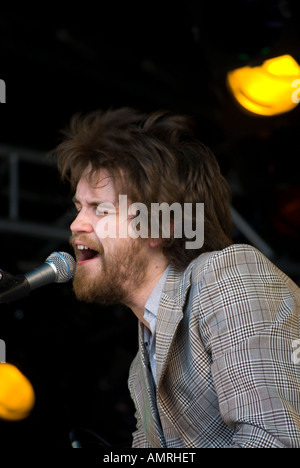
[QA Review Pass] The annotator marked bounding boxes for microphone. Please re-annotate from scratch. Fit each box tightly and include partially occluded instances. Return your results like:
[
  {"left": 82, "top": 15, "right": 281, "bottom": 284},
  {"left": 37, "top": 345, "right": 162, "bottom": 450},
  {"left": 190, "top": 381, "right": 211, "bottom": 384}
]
[{"left": 0, "top": 251, "right": 76, "bottom": 304}]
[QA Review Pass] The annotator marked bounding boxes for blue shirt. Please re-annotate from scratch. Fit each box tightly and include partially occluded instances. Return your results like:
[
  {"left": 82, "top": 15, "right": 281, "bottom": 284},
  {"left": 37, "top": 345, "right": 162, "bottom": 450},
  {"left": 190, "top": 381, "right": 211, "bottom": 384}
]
[{"left": 143, "top": 265, "right": 170, "bottom": 385}]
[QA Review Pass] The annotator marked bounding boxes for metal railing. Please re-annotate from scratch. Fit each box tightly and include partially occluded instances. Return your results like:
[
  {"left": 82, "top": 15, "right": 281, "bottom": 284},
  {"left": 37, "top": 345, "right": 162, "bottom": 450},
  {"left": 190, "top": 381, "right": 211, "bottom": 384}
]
[{"left": 0, "top": 143, "right": 70, "bottom": 242}]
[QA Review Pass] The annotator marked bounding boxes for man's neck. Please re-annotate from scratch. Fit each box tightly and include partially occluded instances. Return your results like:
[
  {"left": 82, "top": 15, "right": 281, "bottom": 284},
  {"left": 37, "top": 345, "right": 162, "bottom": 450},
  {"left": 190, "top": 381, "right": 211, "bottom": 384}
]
[{"left": 125, "top": 258, "right": 169, "bottom": 330}]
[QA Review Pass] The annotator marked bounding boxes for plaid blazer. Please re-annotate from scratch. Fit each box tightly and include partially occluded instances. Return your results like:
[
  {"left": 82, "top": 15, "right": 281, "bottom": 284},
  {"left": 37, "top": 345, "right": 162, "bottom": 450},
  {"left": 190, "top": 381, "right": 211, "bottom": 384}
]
[{"left": 128, "top": 244, "right": 300, "bottom": 448}]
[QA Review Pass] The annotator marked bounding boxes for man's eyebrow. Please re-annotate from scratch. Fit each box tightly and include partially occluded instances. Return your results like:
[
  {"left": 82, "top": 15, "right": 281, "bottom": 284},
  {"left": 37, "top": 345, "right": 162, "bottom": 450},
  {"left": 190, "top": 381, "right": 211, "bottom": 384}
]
[{"left": 71, "top": 196, "right": 117, "bottom": 207}]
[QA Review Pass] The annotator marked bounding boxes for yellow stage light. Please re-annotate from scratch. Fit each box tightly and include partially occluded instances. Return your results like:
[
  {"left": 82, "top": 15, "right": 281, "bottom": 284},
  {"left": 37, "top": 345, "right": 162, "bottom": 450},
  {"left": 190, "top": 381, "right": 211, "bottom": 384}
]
[
  {"left": 0, "top": 363, "right": 35, "bottom": 420},
  {"left": 227, "top": 55, "right": 300, "bottom": 116}
]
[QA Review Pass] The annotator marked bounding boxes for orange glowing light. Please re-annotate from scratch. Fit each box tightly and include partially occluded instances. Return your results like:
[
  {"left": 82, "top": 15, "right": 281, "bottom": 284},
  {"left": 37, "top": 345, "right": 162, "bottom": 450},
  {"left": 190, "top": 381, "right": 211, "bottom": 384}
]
[
  {"left": 227, "top": 55, "right": 300, "bottom": 116},
  {"left": 0, "top": 363, "right": 35, "bottom": 420}
]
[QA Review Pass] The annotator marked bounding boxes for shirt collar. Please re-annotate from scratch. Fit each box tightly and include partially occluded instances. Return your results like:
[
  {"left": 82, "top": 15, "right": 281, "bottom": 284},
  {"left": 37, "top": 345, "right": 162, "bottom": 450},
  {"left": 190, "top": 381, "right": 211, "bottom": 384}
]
[{"left": 143, "top": 265, "right": 170, "bottom": 333}]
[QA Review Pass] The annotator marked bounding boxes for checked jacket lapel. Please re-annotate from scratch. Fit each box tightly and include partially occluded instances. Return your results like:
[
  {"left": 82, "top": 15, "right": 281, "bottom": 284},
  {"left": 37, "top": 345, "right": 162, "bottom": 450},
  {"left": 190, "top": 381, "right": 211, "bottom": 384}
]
[
  {"left": 155, "top": 264, "right": 193, "bottom": 387},
  {"left": 134, "top": 264, "right": 193, "bottom": 447}
]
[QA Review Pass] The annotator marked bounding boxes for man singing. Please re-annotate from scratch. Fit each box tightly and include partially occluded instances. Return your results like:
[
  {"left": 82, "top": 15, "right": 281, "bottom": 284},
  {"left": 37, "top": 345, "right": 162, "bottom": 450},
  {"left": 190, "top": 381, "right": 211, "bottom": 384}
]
[{"left": 56, "top": 107, "right": 300, "bottom": 448}]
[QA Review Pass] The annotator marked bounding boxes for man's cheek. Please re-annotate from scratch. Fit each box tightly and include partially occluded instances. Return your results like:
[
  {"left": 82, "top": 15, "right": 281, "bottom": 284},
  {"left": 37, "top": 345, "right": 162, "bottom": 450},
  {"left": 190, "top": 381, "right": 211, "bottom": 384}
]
[{"left": 96, "top": 216, "right": 117, "bottom": 239}]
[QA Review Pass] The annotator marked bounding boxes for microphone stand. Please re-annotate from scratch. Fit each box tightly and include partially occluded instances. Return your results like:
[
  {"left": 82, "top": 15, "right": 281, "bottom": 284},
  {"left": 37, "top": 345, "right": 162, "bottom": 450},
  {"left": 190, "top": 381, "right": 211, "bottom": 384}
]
[{"left": 0, "top": 269, "right": 30, "bottom": 304}]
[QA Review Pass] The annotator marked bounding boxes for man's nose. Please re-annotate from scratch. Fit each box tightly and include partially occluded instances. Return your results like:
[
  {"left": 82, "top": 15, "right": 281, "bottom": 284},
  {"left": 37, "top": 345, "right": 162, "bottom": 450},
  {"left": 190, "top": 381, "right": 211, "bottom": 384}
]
[{"left": 70, "top": 209, "right": 94, "bottom": 234}]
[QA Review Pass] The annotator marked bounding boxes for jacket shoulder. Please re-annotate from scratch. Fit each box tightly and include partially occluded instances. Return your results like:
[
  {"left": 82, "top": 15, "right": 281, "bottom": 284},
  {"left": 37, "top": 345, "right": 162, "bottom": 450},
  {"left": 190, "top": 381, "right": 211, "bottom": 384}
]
[{"left": 191, "top": 243, "right": 296, "bottom": 289}]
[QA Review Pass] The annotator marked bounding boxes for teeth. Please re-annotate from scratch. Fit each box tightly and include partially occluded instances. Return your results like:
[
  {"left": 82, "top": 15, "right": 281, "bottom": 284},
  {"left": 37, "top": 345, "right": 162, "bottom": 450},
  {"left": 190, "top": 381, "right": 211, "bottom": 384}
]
[{"left": 77, "top": 245, "right": 89, "bottom": 250}]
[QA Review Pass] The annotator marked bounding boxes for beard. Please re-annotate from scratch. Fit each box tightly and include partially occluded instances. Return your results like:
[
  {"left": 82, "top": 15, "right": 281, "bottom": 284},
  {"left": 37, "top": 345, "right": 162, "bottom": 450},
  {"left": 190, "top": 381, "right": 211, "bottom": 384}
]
[{"left": 70, "top": 236, "right": 148, "bottom": 306}]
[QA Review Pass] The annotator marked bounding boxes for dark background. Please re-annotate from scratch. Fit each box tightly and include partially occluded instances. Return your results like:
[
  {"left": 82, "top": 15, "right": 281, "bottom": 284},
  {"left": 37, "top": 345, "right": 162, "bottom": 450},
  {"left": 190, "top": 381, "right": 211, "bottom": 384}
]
[{"left": 0, "top": 2, "right": 300, "bottom": 449}]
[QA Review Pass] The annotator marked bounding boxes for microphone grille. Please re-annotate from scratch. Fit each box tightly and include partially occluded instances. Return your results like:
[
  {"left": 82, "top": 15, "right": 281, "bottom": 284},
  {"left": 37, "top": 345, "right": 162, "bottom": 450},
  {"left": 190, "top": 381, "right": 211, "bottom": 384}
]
[{"left": 45, "top": 252, "right": 76, "bottom": 283}]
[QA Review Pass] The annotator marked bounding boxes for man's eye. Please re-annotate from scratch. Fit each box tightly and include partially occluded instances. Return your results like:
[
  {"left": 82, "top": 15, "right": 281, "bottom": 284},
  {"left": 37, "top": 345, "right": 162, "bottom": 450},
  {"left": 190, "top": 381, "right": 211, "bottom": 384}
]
[
  {"left": 96, "top": 209, "right": 109, "bottom": 216},
  {"left": 96, "top": 208, "right": 114, "bottom": 216},
  {"left": 96, "top": 203, "right": 116, "bottom": 216}
]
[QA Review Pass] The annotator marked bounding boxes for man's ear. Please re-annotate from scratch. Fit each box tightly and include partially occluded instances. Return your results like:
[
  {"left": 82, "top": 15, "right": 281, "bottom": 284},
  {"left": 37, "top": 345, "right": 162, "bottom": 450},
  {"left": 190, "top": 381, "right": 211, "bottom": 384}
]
[{"left": 148, "top": 218, "right": 175, "bottom": 248}]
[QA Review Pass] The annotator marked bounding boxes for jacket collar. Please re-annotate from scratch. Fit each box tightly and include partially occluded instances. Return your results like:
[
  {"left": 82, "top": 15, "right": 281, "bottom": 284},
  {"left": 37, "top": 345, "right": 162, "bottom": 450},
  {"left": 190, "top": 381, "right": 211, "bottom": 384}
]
[{"left": 155, "top": 262, "right": 194, "bottom": 386}]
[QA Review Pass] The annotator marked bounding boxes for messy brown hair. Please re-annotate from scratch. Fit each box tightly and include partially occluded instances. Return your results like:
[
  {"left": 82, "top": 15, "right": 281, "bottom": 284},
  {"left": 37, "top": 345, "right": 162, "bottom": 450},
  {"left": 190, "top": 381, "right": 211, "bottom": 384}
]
[{"left": 56, "top": 107, "right": 233, "bottom": 270}]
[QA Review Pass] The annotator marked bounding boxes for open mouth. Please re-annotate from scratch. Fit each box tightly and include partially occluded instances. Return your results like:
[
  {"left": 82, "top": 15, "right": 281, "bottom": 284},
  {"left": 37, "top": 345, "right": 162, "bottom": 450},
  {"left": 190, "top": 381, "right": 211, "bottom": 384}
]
[{"left": 76, "top": 245, "right": 100, "bottom": 263}]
